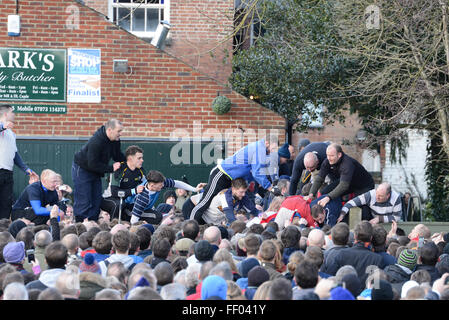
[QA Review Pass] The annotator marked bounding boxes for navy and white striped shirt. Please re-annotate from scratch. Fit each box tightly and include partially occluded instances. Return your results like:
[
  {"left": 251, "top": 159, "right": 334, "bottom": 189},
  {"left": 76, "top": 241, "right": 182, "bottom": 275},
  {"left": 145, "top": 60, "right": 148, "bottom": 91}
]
[
  {"left": 341, "top": 189, "right": 402, "bottom": 222},
  {"left": 131, "top": 178, "right": 176, "bottom": 219}
]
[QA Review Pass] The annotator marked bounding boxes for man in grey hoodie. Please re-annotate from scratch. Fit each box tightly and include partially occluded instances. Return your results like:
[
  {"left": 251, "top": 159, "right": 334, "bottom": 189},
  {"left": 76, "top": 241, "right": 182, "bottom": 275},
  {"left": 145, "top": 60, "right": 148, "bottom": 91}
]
[
  {"left": 26, "top": 241, "right": 67, "bottom": 291},
  {"left": 99, "top": 229, "right": 135, "bottom": 276}
]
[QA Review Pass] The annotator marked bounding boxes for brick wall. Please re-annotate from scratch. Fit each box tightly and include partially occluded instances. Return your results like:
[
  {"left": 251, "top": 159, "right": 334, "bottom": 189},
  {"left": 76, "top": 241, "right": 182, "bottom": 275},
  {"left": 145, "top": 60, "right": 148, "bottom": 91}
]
[
  {"left": 0, "top": 0, "right": 284, "bottom": 157},
  {"left": 291, "top": 110, "right": 364, "bottom": 162},
  {"left": 82, "top": 0, "right": 234, "bottom": 84}
]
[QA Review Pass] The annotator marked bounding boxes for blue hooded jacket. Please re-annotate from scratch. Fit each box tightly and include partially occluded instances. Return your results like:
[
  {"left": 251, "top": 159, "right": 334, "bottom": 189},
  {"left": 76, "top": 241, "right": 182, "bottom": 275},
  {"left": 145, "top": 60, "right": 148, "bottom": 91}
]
[
  {"left": 219, "top": 139, "right": 275, "bottom": 190},
  {"left": 201, "top": 275, "right": 227, "bottom": 300}
]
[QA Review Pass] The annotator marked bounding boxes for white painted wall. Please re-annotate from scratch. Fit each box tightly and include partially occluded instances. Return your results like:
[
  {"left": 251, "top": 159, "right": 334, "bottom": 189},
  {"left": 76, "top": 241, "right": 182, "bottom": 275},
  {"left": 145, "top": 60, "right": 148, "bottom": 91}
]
[{"left": 382, "top": 130, "right": 429, "bottom": 200}]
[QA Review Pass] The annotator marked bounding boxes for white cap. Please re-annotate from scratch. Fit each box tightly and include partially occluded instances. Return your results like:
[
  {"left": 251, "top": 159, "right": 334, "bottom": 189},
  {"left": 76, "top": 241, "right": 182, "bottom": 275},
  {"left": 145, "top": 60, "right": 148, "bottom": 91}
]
[{"left": 401, "top": 280, "right": 419, "bottom": 299}]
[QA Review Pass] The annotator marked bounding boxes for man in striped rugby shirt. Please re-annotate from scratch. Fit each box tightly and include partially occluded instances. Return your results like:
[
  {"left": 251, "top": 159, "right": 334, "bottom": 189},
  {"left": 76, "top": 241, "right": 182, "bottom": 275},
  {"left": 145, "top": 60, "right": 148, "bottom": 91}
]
[
  {"left": 130, "top": 170, "right": 204, "bottom": 225},
  {"left": 337, "top": 182, "right": 403, "bottom": 224}
]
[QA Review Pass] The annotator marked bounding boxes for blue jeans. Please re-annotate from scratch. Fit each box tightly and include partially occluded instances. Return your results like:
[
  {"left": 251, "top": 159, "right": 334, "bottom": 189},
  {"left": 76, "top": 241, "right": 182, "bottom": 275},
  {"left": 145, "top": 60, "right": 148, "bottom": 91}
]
[{"left": 71, "top": 162, "right": 103, "bottom": 221}]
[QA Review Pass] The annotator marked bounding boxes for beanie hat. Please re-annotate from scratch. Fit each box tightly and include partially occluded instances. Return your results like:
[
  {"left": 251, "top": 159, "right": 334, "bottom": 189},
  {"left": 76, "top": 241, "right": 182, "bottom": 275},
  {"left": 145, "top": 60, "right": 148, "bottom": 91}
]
[
  {"left": 8, "top": 220, "right": 27, "bottom": 238},
  {"left": 141, "top": 224, "right": 155, "bottom": 234},
  {"left": 201, "top": 275, "right": 227, "bottom": 300},
  {"left": 398, "top": 249, "right": 418, "bottom": 271},
  {"left": 371, "top": 280, "right": 393, "bottom": 300},
  {"left": 217, "top": 226, "right": 229, "bottom": 240},
  {"left": 163, "top": 190, "right": 177, "bottom": 203},
  {"left": 194, "top": 240, "right": 214, "bottom": 262},
  {"left": 79, "top": 253, "right": 100, "bottom": 274},
  {"left": 330, "top": 286, "right": 355, "bottom": 300},
  {"left": 341, "top": 273, "right": 362, "bottom": 298},
  {"left": 238, "top": 257, "right": 260, "bottom": 278},
  {"left": 3, "top": 241, "right": 25, "bottom": 264},
  {"left": 156, "top": 203, "right": 173, "bottom": 215},
  {"left": 247, "top": 266, "right": 270, "bottom": 287},
  {"left": 298, "top": 139, "right": 310, "bottom": 151},
  {"left": 278, "top": 143, "right": 291, "bottom": 159}
]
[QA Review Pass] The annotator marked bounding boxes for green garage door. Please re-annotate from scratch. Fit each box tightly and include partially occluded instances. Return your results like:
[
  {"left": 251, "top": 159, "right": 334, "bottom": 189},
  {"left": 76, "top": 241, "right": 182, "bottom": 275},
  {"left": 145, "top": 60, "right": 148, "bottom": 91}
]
[{"left": 12, "top": 139, "right": 224, "bottom": 202}]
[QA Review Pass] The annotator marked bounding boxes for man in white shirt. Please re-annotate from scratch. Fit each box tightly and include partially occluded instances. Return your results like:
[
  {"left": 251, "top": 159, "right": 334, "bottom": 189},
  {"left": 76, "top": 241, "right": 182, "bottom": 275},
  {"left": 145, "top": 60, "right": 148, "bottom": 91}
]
[{"left": 0, "top": 104, "right": 39, "bottom": 220}]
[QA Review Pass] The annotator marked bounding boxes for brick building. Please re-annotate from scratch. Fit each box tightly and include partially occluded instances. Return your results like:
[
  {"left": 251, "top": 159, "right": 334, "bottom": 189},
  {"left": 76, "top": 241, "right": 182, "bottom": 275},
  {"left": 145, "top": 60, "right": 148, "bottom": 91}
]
[
  {"left": 0, "top": 0, "right": 286, "bottom": 196},
  {"left": 0, "top": 0, "right": 284, "bottom": 143},
  {"left": 1, "top": 0, "right": 426, "bottom": 202}
]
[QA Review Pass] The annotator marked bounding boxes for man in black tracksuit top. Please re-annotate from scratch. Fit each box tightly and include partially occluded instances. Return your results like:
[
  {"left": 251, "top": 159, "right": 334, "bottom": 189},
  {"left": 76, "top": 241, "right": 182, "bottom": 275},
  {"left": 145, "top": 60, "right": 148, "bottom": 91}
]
[
  {"left": 72, "top": 119, "right": 126, "bottom": 222},
  {"left": 288, "top": 141, "right": 330, "bottom": 196},
  {"left": 101, "top": 145, "right": 145, "bottom": 221},
  {"left": 309, "top": 143, "right": 374, "bottom": 221}
]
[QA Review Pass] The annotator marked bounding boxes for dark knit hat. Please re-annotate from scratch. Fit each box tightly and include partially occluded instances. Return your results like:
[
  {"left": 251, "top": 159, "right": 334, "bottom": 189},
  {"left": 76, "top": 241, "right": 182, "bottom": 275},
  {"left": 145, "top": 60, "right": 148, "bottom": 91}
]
[
  {"left": 248, "top": 266, "right": 270, "bottom": 287},
  {"left": 278, "top": 143, "right": 291, "bottom": 159},
  {"left": 163, "top": 190, "right": 177, "bottom": 203},
  {"left": 341, "top": 273, "right": 362, "bottom": 298},
  {"left": 8, "top": 220, "right": 27, "bottom": 238},
  {"left": 298, "top": 139, "right": 310, "bottom": 151},
  {"left": 398, "top": 249, "right": 418, "bottom": 271},
  {"left": 371, "top": 280, "right": 394, "bottom": 300},
  {"left": 238, "top": 257, "right": 260, "bottom": 278},
  {"left": 141, "top": 224, "right": 155, "bottom": 234},
  {"left": 156, "top": 203, "right": 173, "bottom": 215},
  {"left": 79, "top": 253, "right": 101, "bottom": 274},
  {"left": 194, "top": 240, "right": 214, "bottom": 262},
  {"left": 217, "top": 226, "right": 229, "bottom": 240}
]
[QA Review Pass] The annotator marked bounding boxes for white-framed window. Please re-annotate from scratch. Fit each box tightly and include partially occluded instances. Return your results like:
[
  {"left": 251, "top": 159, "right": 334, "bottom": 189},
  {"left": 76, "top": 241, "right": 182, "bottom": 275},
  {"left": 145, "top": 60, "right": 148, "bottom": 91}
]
[{"left": 109, "top": 0, "right": 170, "bottom": 38}]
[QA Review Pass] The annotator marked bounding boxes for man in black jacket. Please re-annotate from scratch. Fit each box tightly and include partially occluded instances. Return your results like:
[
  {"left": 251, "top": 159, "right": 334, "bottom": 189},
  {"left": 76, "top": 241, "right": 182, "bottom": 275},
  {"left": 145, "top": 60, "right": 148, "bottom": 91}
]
[
  {"left": 415, "top": 242, "right": 441, "bottom": 284},
  {"left": 308, "top": 143, "right": 374, "bottom": 221},
  {"left": 289, "top": 141, "right": 330, "bottom": 196},
  {"left": 328, "top": 221, "right": 384, "bottom": 284},
  {"left": 72, "top": 119, "right": 126, "bottom": 222},
  {"left": 100, "top": 145, "right": 145, "bottom": 220}
]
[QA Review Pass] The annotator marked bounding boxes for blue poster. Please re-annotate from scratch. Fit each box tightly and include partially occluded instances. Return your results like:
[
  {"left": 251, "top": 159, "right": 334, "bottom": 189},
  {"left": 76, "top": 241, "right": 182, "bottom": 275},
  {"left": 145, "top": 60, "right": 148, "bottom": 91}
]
[{"left": 67, "top": 49, "right": 101, "bottom": 103}]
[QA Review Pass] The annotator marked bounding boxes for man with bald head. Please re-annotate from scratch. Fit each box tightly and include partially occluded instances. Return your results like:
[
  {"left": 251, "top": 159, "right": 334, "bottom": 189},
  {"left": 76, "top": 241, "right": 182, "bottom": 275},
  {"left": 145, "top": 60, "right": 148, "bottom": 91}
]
[
  {"left": 307, "top": 228, "right": 326, "bottom": 249},
  {"left": 203, "top": 226, "right": 222, "bottom": 249},
  {"left": 308, "top": 143, "right": 374, "bottom": 221},
  {"left": 11, "top": 169, "right": 65, "bottom": 225},
  {"left": 337, "top": 182, "right": 402, "bottom": 224},
  {"left": 289, "top": 141, "right": 330, "bottom": 196},
  {"left": 186, "top": 226, "right": 221, "bottom": 266},
  {"left": 72, "top": 119, "right": 126, "bottom": 222}
]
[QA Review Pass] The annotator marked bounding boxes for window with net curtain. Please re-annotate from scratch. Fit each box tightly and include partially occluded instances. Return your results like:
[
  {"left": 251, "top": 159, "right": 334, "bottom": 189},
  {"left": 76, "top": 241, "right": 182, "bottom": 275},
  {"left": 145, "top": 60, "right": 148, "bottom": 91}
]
[{"left": 111, "top": 0, "right": 169, "bottom": 38}]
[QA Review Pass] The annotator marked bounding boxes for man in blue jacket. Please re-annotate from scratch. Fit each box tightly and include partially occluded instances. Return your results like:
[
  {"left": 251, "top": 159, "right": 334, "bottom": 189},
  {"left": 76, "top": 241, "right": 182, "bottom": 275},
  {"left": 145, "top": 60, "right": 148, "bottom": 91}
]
[
  {"left": 11, "top": 169, "right": 64, "bottom": 225},
  {"left": 72, "top": 119, "right": 126, "bottom": 222},
  {"left": 189, "top": 135, "right": 279, "bottom": 224}
]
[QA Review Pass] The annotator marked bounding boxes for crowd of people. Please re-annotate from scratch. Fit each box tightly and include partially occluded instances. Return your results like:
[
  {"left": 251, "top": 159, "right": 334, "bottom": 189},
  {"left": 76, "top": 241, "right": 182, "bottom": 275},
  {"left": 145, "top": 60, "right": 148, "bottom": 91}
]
[{"left": 0, "top": 110, "right": 448, "bottom": 301}]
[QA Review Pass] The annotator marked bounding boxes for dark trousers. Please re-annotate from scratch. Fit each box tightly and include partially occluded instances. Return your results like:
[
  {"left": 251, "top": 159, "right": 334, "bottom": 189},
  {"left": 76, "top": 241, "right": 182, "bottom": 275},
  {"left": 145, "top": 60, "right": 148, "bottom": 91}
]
[
  {"left": 322, "top": 179, "right": 375, "bottom": 222},
  {"left": 182, "top": 198, "right": 197, "bottom": 221},
  {"left": 189, "top": 166, "right": 232, "bottom": 223},
  {"left": 0, "top": 169, "right": 13, "bottom": 220},
  {"left": 100, "top": 197, "right": 132, "bottom": 221},
  {"left": 11, "top": 208, "right": 49, "bottom": 225},
  {"left": 72, "top": 162, "right": 103, "bottom": 221},
  {"left": 139, "top": 208, "right": 163, "bottom": 225}
]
